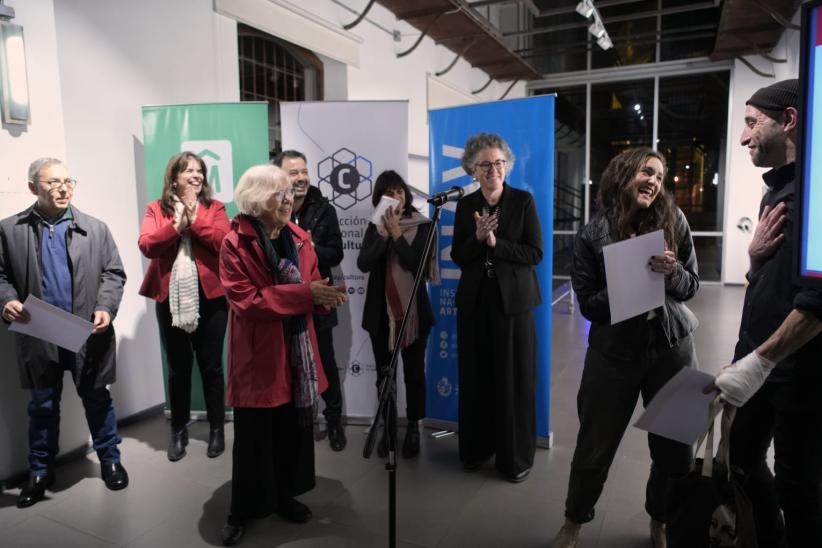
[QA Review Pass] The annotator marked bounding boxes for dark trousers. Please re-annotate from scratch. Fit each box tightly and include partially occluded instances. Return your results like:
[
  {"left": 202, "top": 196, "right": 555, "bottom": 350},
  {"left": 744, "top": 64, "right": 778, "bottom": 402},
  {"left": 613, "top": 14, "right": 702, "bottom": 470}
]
[
  {"left": 458, "top": 275, "right": 536, "bottom": 477},
  {"left": 316, "top": 327, "right": 343, "bottom": 420},
  {"left": 28, "top": 349, "right": 121, "bottom": 476},
  {"left": 564, "top": 328, "right": 695, "bottom": 524},
  {"left": 729, "top": 369, "right": 822, "bottom": 548},
  {"left": 156, "top": 295, "right": 227, "bottom": 429},
  {"left": 370, "top": 327, "right": 429, "bottom": 422},
  {"left": 230, "top": 404, "right": 316, "bottom": 520}
]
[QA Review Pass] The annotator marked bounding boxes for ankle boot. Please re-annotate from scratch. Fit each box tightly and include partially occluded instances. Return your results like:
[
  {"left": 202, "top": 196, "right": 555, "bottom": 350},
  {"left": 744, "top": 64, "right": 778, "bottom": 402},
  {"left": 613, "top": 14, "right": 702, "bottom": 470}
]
[
  {"left": 551, "top": 519, "right": 581, "bottom": 548},
  {"left": 402, "top": 420, "right": 420, "bottom": 458},
  {"left": 167, "top": 426, "right": 188, "bottom": 461},
  {"left": 327, "top": 418, "right": 347, "bottom": 452},
  {"left": 207, "top": 425, "right": 225, "bottom": 458}
]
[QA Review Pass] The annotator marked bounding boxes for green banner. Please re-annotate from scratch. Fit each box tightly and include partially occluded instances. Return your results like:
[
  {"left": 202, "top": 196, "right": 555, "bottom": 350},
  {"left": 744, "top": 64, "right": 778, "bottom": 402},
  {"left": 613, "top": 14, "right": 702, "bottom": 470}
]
[{"left": 141, "top": 102, "right": 269, "bottom": 417}]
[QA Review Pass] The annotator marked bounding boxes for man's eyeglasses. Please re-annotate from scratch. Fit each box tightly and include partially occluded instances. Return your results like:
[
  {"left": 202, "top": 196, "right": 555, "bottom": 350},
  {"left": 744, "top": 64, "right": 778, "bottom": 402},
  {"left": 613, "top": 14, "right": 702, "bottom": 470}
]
[
  {"left": 38, "top": 178, "right": 78, "bottom": 190},
  {"left": 272, "top": 188, "right": 297, "bottom": 201},
  {"left": 475, "top": 159, "right": 507, "bottom": 173}
]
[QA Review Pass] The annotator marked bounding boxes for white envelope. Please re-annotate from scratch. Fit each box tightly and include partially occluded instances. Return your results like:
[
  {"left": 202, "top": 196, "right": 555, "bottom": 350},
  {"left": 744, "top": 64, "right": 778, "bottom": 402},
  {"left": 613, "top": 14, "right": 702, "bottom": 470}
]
[
  {"left": 8, "top": 295, "right": 95, "bottom": 352},
  {"left": 370, "top": 195, "right": 399, "bottom": 225}
]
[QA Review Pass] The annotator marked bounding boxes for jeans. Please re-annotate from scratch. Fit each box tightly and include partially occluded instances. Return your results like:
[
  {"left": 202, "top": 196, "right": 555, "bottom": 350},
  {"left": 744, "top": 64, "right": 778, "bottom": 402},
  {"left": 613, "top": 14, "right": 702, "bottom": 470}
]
[{"left": 28, "top": 350, "right": 121, "bottom": 476}]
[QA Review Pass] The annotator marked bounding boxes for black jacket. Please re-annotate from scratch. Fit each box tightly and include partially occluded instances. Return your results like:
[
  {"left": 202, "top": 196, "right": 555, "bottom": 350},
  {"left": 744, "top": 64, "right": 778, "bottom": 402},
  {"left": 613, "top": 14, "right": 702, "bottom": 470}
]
[
  {"left": 357, "top": 220, "right": 435, "bottom": 337},
  {"left": 735, "top": 163, "right": 822, "bottom": 376},
  {"left": 451, "top": 184, "right": 543, "bottom": 316},
  {"left": 292, "top": 185, "right": 343, "bottom": 330},
  {"left": 572, "top": 207, "right": 699, "bottom": 361}
]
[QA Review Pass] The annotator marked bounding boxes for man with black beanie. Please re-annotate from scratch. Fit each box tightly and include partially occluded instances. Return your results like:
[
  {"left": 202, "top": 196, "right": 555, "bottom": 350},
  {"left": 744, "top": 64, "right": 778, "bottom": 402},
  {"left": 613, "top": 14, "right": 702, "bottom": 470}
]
[{"left": 710, "top": 79, "right": 822, "bottom": 547}]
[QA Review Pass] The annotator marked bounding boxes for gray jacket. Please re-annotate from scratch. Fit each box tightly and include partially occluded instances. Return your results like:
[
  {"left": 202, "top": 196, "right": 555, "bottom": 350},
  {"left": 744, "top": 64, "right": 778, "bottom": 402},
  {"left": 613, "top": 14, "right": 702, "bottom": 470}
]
[{"left": 0, "top": 204, "right": 126, "bottom": 389}]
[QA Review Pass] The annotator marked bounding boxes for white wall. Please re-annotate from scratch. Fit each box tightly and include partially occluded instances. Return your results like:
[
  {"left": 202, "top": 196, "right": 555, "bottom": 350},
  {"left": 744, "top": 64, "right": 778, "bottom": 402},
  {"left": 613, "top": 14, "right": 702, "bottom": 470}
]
[
  {"left": 0, "top": 0, "right": 527, "bottom": 479},
  {"left": 0, "top": 0, "right": 90, "bottom": 482},
  {"left": 722, "top": 9, "right": 800, "bottom": 283}
]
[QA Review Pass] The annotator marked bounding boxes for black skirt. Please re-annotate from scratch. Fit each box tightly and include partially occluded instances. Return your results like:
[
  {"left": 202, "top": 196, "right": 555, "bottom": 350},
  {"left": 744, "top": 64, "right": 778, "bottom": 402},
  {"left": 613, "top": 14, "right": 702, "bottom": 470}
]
[{"left": 229, "top": 404, "right": 316, "bottom": 519}]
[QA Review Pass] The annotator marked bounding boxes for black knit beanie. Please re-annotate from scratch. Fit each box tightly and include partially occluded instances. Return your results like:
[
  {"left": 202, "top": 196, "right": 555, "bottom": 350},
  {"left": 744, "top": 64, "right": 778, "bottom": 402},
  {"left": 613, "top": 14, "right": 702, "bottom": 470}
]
[{"left": 746, "top": 79, "right": 799, "bottom": 112}]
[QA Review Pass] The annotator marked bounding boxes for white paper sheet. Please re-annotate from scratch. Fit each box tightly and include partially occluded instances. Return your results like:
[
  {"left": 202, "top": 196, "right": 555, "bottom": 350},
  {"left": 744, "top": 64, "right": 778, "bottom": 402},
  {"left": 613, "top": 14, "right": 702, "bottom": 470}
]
[
  {"left": 634, "top": 367, "right": 719, "bottom": 445},
  {"left": 602, "top": 229, "right": 665, "bottom": 324},
  {"left": 8, "top": 295, "right": 94, "bottom": 352},
  {"left": 370, "top": 195, "right": 399, "bottom": 225}
]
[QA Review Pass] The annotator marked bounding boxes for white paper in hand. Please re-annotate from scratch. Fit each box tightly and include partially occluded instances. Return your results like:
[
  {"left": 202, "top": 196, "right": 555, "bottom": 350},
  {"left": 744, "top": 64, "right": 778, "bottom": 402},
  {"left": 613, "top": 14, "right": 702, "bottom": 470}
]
[
  {"left": 8, "top": 295, "right": 94, "bottom": 352},
  {"left": 371, "top": 195, "right": 399, "bottom": 225},
  {"left": 602, "top": 229, "right": 665, "bottom": 324}
]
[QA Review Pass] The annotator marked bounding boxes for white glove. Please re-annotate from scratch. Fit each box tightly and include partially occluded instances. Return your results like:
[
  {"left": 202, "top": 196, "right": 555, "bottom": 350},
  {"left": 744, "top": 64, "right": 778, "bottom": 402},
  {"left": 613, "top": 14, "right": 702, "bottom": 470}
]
[{"left": 715, "top": 351, "right": 776, "bottom": 407}]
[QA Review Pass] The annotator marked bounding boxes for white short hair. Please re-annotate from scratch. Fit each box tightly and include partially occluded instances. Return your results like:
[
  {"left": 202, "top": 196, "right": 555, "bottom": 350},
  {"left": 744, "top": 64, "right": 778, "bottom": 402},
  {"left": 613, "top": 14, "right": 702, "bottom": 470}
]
[
  {"left": 233, "top": 165, "right": 288, "bottom": 217},
  {"left": 28, "top": 157, "right": 64, "bottom": 182}
]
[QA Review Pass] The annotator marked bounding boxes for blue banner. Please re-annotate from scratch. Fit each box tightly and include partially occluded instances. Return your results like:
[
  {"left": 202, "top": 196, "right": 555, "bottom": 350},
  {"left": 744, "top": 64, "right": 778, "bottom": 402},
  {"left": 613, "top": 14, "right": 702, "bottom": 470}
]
[{"left": 426, "top": 96, "right": 554, "bottom": 441}]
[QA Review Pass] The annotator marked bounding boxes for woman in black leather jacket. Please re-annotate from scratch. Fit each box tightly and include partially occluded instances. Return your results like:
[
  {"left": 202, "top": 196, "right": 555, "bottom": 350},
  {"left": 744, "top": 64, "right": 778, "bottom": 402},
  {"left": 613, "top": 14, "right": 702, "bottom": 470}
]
[{"left": 552, "top": 148, "right": 699, "bottom": 548}]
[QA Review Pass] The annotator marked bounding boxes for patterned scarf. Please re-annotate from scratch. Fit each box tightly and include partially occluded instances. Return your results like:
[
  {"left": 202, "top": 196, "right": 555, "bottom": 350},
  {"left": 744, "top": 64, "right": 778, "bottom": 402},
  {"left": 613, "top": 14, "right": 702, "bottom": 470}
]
[
  {"left": 385, "top": 211, "right": 440, "bottom": 351},
  {"left": 246, "top": 215, "right": 319, "bottom": 425},
  {"left": 169, "top": 196, "right": 199, "bottom": 333}
]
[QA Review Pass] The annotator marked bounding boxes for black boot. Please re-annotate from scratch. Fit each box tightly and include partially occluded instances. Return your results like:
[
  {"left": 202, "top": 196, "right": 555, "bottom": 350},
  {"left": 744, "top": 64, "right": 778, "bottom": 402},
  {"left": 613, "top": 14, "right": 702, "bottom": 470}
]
[
  {"left": 17, "top": 473, "right": 55, "bottom": 508},
  {"left": 327, "top": 418, "right": 347, "bottom": 452},
  {"left": 402, "top": 420, "right": 420, "bottom": 458},
  {"left": 167, "top": 426, "right": 188, "bottom": 461},
  {"left": 221, "top": 515, "right": 245, "bottom": 546},
  {"left": 207, "top": 425, "right": 225, "bottom": 458}
]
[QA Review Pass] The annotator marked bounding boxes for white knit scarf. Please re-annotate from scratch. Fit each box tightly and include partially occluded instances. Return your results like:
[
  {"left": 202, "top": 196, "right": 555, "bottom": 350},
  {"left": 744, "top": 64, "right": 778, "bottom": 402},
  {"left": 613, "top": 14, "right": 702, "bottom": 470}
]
[{"left": 169, "top": 196, "right": 200, "bottom": 333}]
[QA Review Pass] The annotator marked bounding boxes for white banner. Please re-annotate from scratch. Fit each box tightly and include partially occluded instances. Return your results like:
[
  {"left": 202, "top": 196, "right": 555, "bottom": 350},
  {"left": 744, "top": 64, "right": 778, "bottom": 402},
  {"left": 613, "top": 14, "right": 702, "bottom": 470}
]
[{"left": 281, "top": 101, "right": 409, "bottom": 419}]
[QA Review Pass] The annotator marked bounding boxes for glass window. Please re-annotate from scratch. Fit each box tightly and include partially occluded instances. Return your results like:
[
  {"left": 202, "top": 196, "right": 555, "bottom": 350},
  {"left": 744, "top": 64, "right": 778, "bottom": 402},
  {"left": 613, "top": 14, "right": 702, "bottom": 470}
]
[
  {"left": 660, "top": 8, "right": 720, "bottom": 61},
  {"left": 589, "top": 80, "right": 654, "bottom": 208},
  {"left": 237, "top": 24, "right": 322, "bottom": 157},
  {"left": 658, "top": 72, "right": 730, "bottom": 232},
  {"left": 592, "top": 17, "right": 657, "bottom": 69},
  {"left": 693, "top": 236, "right": 722, "bottom": 282},
  {"left": 534, "top": 85, "right": 587, "bottom": 281}
]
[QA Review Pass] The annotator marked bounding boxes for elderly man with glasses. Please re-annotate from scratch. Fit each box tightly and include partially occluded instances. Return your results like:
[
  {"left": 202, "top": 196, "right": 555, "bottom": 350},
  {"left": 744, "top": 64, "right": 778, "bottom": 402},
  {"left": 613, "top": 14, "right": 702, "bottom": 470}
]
[{"left": 0, "top": 157, "right": 128, "bottom": 508}]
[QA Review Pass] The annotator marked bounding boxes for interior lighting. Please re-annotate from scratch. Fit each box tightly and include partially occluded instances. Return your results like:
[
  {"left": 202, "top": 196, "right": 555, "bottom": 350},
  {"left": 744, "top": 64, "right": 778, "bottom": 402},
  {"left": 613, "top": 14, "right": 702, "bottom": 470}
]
[
  {"left": 633, "top": 104, "right": 641, "bottom": 111},
  {"left": 575, "top": 0, "right": 594, "bottom": 19},
  {"left": 596, "top": 34, "right": 613, "bottom": 50},
  {"left": 588, "top": 20, "right": 606, "bottom": 39},
  {"left": 0, "top": 4, "right": 29, "bottom": 125}
]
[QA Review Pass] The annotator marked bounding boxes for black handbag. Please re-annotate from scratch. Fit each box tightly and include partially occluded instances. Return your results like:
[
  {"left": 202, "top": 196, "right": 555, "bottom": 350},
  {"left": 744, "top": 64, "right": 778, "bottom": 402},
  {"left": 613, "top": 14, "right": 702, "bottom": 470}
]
[{"left": 667, "top": 396, "right": 758, "bottom": 548}]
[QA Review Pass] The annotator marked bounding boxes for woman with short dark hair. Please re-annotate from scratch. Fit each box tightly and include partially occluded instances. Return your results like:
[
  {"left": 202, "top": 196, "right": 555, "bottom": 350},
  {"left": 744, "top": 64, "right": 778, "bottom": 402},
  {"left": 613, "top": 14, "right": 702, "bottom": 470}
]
[{"left": 357, "top": 170, "right": 437, "bottom": 459}]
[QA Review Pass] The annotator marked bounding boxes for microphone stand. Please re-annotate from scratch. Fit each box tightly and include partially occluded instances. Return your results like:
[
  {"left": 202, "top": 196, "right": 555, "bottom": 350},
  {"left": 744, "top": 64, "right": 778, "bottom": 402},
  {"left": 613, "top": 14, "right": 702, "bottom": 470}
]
[{"left": 363, "top": 200, "right": 446, "bottom": 548}]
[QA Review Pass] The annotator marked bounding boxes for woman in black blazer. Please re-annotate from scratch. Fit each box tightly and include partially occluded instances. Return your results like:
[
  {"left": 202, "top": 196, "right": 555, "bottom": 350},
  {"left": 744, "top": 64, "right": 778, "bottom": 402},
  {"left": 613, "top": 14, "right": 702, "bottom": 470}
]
[
  {"left": 357, "top": 170, "right": 436, "bottom": 459},
  {"left": 451, "top": 133, "right": 544, "bottom": 483}
]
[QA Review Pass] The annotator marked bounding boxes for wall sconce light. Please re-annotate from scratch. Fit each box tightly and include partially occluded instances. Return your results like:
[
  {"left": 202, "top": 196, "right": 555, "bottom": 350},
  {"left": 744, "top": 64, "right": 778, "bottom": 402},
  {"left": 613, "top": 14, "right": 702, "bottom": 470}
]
[
  {"left": 575, "top": 0, "right": 594, "bottom": 19},
  {"left": 0, "top": 2, "right": 30, "bottom": 125}
]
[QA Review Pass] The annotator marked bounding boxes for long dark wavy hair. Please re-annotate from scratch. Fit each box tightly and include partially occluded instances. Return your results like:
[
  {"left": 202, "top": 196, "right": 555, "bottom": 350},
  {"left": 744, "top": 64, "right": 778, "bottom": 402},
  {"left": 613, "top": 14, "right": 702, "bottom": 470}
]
[
  {"left": 160, "top": 152, "right": 213, "bottom": 216},
  {"left": 597, "top": 147, "right": 678, "bottom": 254}
]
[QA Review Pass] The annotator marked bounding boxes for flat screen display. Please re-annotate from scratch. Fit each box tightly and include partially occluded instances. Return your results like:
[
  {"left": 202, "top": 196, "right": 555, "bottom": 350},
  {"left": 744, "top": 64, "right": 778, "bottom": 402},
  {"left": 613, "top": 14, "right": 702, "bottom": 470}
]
[{"left": 799, "top": 0, "right": 822, "bottom": 284}]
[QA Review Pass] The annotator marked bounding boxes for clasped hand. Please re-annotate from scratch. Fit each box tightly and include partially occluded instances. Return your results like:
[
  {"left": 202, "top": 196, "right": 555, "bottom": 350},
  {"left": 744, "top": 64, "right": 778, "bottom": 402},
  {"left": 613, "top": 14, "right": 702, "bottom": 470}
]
[
  {"left": 310, "top": 278, "right": 348, "bottom": 311},
  {"left": 378, "top": 206, "right": 403, "bottom": 241},
  {"left": 473, "top": 211, "right": 498, "bottom": 247},
  {"left": 173, "top": 199, "right": 198, "bottom": 233},
  {"left": 648, "top": 250, "right": 677, "bottom": 276}
]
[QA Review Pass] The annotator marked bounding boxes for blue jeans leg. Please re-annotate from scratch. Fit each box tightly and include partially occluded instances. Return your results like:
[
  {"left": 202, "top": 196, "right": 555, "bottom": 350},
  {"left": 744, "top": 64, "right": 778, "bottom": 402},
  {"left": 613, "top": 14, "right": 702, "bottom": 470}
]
[
  {"left": 28, "top": 386, "right": 63, "bottom": 476},
  {"left": 79, "top": 386, "right": 121, "bottom": 465}
]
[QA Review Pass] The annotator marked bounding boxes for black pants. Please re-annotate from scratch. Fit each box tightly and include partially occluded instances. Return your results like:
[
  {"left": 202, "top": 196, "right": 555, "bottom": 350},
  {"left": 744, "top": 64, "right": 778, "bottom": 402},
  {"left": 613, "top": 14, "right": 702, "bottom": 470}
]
[
  {"left": 564, "top": 327, "right": 695, "bottom": 524},
  {"left": 457, "top": 275, "right": 537, "bottom": 477},
  {"left": 230, "top": 404, "right": 316, "bottom": 520},
  {"left": 316, "top": 327, "right": 343, "bottom": 420},
  {"left": 729, "top": 368, "right": 822, "bottom": 548},
  {"left": 370, "top": 328, "right": 429, "bottom": 422},
  {"left": 156, "top": 294, "right": 227, "bottom": 429}
]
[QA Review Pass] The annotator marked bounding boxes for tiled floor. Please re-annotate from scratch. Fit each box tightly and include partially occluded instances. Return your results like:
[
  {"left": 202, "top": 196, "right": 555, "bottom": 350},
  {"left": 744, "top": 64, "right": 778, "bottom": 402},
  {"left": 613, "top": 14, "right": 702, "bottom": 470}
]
[{"left": 0, "top": 285, "right": 746, "bottom": 547}]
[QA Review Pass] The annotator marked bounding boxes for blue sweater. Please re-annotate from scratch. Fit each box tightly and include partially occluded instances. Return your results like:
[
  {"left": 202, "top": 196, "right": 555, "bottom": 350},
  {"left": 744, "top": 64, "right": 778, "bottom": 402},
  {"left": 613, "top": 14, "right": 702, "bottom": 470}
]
[{"left": 38, "top": 208, "right": 73, "bottom": 313}]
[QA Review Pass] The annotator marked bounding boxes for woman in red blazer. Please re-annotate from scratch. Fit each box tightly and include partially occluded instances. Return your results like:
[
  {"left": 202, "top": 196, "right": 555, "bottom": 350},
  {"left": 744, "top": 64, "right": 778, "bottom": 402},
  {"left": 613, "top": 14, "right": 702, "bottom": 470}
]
[
  {"left": 218, "top": 165, "right": 346, "bottom": 546},
  {"left": 138, "top": 151, "right": 230, "bottom": 462}
]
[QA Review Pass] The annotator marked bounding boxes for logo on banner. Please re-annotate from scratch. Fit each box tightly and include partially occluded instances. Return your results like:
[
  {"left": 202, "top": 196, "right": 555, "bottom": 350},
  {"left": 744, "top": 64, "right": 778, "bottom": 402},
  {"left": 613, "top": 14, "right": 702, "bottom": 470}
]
[
  {"left": 317, "top": 148, "right": 373, "bottom": 210},
  {"left": 349, "top": 361, "right": 363, "bottom": 377},
  {"left": 181, "top": 140, "right": 234, "bottom": 204},
  {"left": 437, "top": 377, "right": 453, "bottom": 398}
]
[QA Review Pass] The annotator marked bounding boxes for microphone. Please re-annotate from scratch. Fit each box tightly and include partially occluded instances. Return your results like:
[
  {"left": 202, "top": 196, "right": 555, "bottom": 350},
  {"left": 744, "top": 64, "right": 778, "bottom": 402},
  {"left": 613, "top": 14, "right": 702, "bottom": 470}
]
[{"left": 427, "top": 186, "right": 464, "bottom": 206}]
